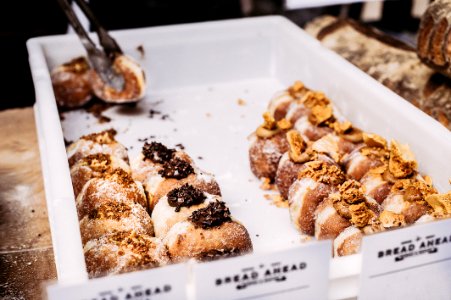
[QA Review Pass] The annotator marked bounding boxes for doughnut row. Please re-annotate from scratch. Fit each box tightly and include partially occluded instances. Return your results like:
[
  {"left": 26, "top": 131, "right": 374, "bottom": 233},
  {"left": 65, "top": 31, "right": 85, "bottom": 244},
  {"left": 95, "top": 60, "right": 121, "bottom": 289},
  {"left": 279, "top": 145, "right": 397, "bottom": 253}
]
[
  {"left": 68, "top": 130, "right": 252, "bottom": 277},
  {"left": 249, "top": 81, "right": 451, "bottom": 257},
  {"left": 131, "top": 141, "right": 253, "bottom": 263}
]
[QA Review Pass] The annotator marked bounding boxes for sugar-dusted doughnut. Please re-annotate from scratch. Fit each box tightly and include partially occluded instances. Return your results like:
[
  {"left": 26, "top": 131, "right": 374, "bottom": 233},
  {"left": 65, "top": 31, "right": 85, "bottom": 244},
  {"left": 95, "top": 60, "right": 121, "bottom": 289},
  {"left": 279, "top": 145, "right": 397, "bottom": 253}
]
[
  {"left": 163, "top": 201, "right": 252, "bottom": 263},
  {"left": 76, "top": 168, "right": 147, "bottom": 218},
  {"left": 333, "top": 226, "right": 363, "bottom": 257},
  {"left": 67, "top": 129, "right": 129, "bottom": 167},
  {"left": 152, "top": 184, "right": 220, "bottom": 237},
  {"left": 84, "top": 231, "right": 168, "bottom": 278},
  {"left": 79, "top": 200, "right": 154, "bottom": 244},
  {"left": 70, "top": 153, "right": 131, "bottom": 197}
]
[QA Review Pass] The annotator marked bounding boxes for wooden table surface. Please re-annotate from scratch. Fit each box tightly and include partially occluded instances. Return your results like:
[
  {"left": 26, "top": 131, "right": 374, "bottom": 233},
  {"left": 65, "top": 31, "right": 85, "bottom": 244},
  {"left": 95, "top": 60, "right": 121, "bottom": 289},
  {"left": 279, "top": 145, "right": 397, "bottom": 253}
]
[{"left": 0, "top": 107, "right": 57, "bottom": 299}]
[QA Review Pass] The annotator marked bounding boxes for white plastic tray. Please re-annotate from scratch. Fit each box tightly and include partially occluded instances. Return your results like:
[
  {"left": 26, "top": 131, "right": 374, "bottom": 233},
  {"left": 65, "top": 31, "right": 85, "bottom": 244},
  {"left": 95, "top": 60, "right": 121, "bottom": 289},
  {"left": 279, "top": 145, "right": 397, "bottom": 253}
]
[{"left": 27, "top": 16, "right": 451, "bottom": 299}]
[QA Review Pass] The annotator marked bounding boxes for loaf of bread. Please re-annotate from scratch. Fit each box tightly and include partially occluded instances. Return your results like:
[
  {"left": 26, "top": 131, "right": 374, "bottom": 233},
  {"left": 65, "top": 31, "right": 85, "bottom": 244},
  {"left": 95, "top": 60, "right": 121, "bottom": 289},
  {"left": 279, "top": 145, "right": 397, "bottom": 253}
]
[{"left": 305, "top": 16, "right": 451, "bottom": 130}]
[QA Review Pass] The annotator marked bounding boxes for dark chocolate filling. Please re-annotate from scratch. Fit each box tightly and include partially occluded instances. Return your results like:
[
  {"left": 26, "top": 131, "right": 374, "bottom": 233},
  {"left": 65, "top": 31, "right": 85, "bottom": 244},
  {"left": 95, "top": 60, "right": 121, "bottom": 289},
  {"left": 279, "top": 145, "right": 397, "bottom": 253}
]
[
  {"left": 158, "top": 158, "right": 194, "bottom": 179},
  {"left": 142, "top": 142, "right": 175, "bottom": 163},
  {"left": 167, "top": 184, "right": 206, "bottom": 212},
  {"left": 188, "top": 200, "right": 232, "bottom": 229}
]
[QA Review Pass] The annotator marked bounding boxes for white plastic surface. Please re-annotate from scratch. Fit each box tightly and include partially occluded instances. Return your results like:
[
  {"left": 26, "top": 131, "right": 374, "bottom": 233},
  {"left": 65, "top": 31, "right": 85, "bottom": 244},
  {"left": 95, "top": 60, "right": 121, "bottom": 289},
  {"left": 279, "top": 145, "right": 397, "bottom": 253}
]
[{"left": 27, "top": 16, "right": 451, "bottom": 299}]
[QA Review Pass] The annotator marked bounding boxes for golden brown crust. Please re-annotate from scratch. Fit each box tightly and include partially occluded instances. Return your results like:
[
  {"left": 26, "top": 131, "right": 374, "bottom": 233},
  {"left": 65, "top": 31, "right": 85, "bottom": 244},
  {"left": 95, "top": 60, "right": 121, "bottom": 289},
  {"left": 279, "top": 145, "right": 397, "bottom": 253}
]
[
  {"left": 249, "top": 131, "right": 289, "bottom": 180},
  {"left": 298, "top": 160, "right": 346, "bottom": 186},
  {"left": 388, "top": 140, "right": 417, "bottom": 178},
  {"left": 163, "top": 221, "right": 253, "bottom": 263}
]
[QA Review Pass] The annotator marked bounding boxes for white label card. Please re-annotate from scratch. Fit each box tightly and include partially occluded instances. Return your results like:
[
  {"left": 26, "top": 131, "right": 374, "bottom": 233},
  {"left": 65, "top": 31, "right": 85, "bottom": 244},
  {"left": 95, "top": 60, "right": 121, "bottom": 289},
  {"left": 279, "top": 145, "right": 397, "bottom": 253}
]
[
  {"left": 47, "top": 263, "right": 188, "bottom": 300},
  {"left": 359, "top": 218, "right": 451, "bottom": 300},
  {"left": 193, "top": 240, "right": 331, "bottom": 300}
]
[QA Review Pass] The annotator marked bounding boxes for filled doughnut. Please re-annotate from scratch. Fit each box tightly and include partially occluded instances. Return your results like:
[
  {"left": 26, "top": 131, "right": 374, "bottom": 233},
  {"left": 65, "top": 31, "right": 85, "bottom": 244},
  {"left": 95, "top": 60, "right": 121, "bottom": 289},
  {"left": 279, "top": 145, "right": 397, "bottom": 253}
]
[
  {"left": 288, "top": 160, "right": 346, "bottom": 235},
  {"left": 51, "top": 56, "right": 93, "bottom": 108},
  {"left": 152, "top": 184, "right": 220, "bottom": 237},
  {"left": 79, "top": 200, "right": 154, "bottom": 244},
  {"left": 70, "top": 153, "right": 131, "bottom": 197},
  {"left": 314, "top": 197, "right": 351, "bottom": 240},
  {"left": 67, "top": 129, "right": 129, "bottom": 167},
  {"left": 248, "top": 113, "right": 291, "bottom": 180},
  {"left": 76, "top": 168, "right": 147, "bottom": 218},
  {"left": 333, "top": 226, "right": 363, "bottom": 257},
  {"left": 90, "top": 54, "right": 146, "bottom": 103},
  {"left": 163, "top": 201, "right": 252, "bottom": 262},
  {"left": 84, "top": 231, "right": 168, "bottom": 278}
]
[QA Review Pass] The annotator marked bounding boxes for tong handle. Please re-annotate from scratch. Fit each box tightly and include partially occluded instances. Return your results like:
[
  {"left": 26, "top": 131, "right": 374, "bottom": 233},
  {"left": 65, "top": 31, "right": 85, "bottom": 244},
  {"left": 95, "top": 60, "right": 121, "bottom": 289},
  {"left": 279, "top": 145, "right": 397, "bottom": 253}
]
[
  {"left": 57, "top": 0, "right": 98, "bottom": 56},
  {"left": 74, "top": 0, "right": 123, "bottom": 58}
]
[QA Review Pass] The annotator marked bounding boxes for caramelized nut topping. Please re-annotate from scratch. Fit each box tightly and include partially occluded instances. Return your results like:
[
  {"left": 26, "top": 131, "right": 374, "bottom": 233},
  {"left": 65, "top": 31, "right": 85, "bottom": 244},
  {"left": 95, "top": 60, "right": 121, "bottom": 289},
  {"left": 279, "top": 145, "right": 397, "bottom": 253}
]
[
  {"left": 286, "top": 130, "right": 307, "bottom": 163},
  {"left": 339, "top": 180, "right": 366, "bottom": 204},
  {"left": 106, "top": 168, "right": 135, "bottom": 186},
  {"left": 388, "top": 140, "right": 417, "bottom": 178},
  {"left": 277, "top": 118, "right": 292, "bottom": 130},
  {"left": 81, "top": 129, "right": 117, "bottom": 144},
  {"left": 81, "top": 153, "right": 112, "bottom": 173},
  {"left": 332, "top": 121, "right": 353, "bottom": 134},
  {"left": 167, "top": 184, "right": 206, "bottom": 212},
  {"left": 391, "top": 179, "right": 436, "bottom": 203},
  {"left": 88, "top": 202, "right": 132, "bottom": 220},
  {"left": 107, "top": 231, "right": 159, "bottom": 267},
  {"left": 379, "top": 211, "right": 406, "bottom": 228},
  {"left": 425, "top": 192, "right": 451, "bottom": 217},
  {"left": 301, "top": 91, "right": 330, "bottom": 108},
  {"left": 308, "top": 105, "right": 333, "bottom": 125},
  {"left": 256, "top": 112, "right": 280, "bottom": 138},
  {"left": 331, "top": 193, "right": 351, "bottom": 219},
  {"left": 158, "top": 158, "right": 194, "bottom": 179},
  {"left": 288, "top": 80, "right": 304, "bottom": 93},
  {"left": 363, "top": 133, "right": 387, "bottom": 148},
  {"left": 262, "top": 112, "right": 277, "bottom": 130},
  {"left": 142, "top": 142, "right": 175, "bottom": 164},
  {"left": 349, "top": 202, "right": 374, "bottom": 228},
  {"left": 298, "top": 161, "right": 346, "bottom": 185},
  {"left": 188, "top": 200, "right": 232, "bottom": 229}
]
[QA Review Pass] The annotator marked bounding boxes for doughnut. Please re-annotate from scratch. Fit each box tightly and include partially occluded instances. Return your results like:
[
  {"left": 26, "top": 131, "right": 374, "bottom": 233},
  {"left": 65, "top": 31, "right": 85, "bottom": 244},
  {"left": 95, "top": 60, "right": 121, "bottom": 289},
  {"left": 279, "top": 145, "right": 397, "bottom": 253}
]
[
  {"left": 70, "top": 153, "right": 131, "bottom": 197},
  {"left": 267, "top": 81, "right": 309, "bottom": 121},
  {"left": 294, "top": 116, "right": 334, "bottom": 142},
  {"left": 311, "top": 133, "right": 357, "bottom": 164},
  {"left": 76, "top": 168, "right": 147, "bottom": 218},
  {"left": 90, "top": 54, "right": 146, "bottom": 103},
  {"left": 360, "top": 170, "right": 391, "bottom": 204},
  {"left": 382, "top": 178, "right": 436, "bottom": 224},
  {"left": 163, "top": 201, "right": 252, "bottom": 263},
  {"left": 79, "top": 201, "right": 154, "bottom": 244},
  {"left": 275, "top": 130, "right": 337, "bottom": 199},
  {"left": 51, "top": 56, "right": 93, "bottom": 108},
  {"left": 333, "top": 226, "right": 363, "bottom": 257},
  {"left": 152, "top": 184, "right": 220, "bottom": 237},
  {"left": 84, "top": 231, "right": 168, "bottom": 278},
  {"left": 288, "top": 161, "right": 346, "bottom": 235},
  {"left": 131, "top": 142, "right": 220, "bottom": 210},
  {"left": 67, "top": 129, "right": 129, "bottom": 167},
  {"left": 314, "top": 197, "right": 351, "bottom": 240},
  {"left": 248, "top": 113, "right": 292, "bottom": 180}
]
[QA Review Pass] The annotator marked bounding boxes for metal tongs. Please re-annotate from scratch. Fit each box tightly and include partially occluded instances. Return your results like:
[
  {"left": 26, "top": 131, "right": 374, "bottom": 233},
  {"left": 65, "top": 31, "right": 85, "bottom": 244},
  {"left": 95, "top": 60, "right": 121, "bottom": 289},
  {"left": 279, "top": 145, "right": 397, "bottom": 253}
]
[{"left": 57, "top": 0, "right": 125, "bottom": 91}]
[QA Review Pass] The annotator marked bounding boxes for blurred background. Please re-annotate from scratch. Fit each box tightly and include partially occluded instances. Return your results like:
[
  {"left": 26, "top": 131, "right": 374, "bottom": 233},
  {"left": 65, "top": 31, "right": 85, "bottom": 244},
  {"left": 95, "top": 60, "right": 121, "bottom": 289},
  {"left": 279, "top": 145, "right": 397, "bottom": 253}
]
[{"left": 1, "top": 0, "right": 429, "bottom": 110}]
